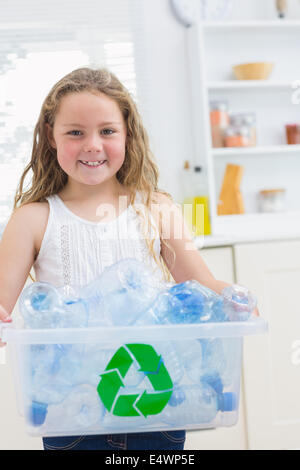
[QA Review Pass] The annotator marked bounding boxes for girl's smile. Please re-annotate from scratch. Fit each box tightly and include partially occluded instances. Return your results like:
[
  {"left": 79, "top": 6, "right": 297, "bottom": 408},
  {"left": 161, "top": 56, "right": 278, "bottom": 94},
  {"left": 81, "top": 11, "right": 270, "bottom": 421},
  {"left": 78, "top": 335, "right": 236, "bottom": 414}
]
[{"left": 79, "top": 159, "right": 107, "bottom": 168}]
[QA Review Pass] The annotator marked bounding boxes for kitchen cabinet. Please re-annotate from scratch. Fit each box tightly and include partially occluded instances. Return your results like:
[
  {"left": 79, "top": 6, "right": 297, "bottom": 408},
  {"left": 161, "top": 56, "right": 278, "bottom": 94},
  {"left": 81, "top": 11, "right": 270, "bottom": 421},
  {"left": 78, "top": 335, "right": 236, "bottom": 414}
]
[
  {"left": 186, "top": 20, "right": 300, "bottom": 239},
  {"left": 234, "top": 240, "right": 300, "bottom": 450}
]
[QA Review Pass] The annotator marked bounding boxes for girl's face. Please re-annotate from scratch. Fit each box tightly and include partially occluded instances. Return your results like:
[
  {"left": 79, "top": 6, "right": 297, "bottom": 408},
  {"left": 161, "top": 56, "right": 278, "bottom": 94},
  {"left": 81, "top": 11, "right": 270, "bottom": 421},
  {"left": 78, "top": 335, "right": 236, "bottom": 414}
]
[{"left": 47, "top": 91, "right": 127, "bottom": 188}]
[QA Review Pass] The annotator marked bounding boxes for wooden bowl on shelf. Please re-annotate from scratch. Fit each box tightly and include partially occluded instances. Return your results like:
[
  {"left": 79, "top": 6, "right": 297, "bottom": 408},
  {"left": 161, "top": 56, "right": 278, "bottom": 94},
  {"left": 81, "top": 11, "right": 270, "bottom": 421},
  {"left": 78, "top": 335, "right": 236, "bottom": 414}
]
[{"left": 233, "top": 62, "right": 274, "bottom": 80}]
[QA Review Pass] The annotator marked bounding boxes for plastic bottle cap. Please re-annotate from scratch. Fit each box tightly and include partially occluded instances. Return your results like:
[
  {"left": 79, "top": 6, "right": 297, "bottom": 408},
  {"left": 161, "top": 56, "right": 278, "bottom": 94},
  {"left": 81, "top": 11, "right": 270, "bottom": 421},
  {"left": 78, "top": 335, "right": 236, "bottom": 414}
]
[
  {"left": 30, "top": 401, "right": 48, "bottom": 427},
  {"left": 218, "top": 392, "right": 237, "bottom": 412}
]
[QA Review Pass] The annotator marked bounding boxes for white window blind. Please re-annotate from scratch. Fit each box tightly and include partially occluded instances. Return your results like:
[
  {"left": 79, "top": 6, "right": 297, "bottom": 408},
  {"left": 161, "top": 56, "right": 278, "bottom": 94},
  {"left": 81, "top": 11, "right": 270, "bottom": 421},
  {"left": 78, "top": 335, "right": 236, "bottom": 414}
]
[{"left": 0, "top": 0, "right": 146, "bottom": 228}]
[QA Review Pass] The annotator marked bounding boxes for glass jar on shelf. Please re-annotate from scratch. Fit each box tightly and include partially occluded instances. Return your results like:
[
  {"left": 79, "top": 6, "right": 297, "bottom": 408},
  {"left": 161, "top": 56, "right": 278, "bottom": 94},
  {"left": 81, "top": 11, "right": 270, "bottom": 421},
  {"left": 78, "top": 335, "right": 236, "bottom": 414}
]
[
  {"left": 224, "top": 125, "right": 251, "bottom": 148},
  {"left": 241, "top": 113, "right": 256, "bottom": 146},
  {"left": 210, "top": 101, "right": 229, "bottom": 148},
  {"left": 230, "top": 113, "right": 257, "bottom": 147},
  {"left": 258, "top": 189, "right": 286, "bottom": 213}
]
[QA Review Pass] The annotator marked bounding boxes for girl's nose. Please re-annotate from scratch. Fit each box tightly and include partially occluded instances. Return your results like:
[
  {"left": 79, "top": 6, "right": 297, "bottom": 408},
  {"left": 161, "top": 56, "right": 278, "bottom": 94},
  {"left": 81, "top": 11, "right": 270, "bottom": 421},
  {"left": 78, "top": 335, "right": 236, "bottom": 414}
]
[{"left": 83, "top": 135, "right": 103, "bottom": 153}]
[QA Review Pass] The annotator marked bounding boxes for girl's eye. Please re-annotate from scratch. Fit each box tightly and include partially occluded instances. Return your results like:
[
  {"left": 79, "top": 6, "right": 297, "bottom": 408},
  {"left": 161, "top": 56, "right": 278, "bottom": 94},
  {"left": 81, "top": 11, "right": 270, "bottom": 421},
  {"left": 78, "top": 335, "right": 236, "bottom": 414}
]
[
  {"left": 68, "top": 130, "right": 82, "bottom": 136},
  {"left": 101, "top": 129, "right": 114, "bottom": 135}
]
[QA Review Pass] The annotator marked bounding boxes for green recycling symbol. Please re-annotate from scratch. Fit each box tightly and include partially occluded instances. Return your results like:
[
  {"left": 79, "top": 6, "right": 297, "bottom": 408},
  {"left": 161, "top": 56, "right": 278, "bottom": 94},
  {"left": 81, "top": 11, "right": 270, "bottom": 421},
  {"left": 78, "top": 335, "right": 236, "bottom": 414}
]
[{"left": 97, "top": 343, "right": 173, "bottom": 417}]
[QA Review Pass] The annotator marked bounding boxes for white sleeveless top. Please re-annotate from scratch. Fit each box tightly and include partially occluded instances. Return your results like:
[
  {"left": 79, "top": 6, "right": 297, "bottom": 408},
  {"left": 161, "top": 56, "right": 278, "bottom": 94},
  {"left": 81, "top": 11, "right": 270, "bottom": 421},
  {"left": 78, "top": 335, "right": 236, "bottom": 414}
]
[{"left": 33, "top": 192, "right": 164, "bottom": 288}]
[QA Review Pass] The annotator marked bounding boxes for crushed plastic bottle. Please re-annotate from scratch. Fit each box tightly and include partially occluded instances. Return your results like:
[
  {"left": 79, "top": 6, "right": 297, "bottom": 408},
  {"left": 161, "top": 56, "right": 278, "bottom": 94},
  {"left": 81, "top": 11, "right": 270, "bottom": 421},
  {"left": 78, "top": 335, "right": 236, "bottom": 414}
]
[
  {"left": 20, "top": 283, "right": 89, "bottom": 329},
  {"left": 20, "top": 283, "right": 65, "bottom": 329},
  {"left": 135, "top": 281, "right": 256, "bottom": 326},
  {"left": 27, "top": 344, "right": 84, "bottom": 427},
  {"left": 221, "top": 284, "right": 257, "bottom": 322},
  {"left": 198, "top": 339, "right": 226, "bottom": 393},
  {"left": 161, "top": 383, "right": 237, "bottom": 426},
  {"left": 175, "top": 339, "right": 203, "bottom": 383},
  {"left": 29, "top": 344, "right": 73, "bottom": 404},
  {"left": 154, "top": 341, "right": 185, "bottom": 386},
  {"left": 82, "top": 258, "right": 163, "bottom": 327},
  {"left": 62, "top": 384, "right": 105, "bottom": 428},
  {"left": 20, "top": 258, "right": 163, "bottom": 329},
  {"left": 27, "top": 346, "right": 70, "bottom": 426},
  {"left": 153, "top": 281, "right": 218, "bottom": 324}
]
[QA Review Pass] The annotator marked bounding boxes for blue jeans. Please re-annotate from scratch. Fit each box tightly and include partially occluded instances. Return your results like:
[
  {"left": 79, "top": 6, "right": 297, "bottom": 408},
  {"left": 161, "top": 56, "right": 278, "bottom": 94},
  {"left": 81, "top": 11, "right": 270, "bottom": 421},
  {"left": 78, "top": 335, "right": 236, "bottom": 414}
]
[{"left": 42, "top": 430, "right": 186, "bottom": 450}]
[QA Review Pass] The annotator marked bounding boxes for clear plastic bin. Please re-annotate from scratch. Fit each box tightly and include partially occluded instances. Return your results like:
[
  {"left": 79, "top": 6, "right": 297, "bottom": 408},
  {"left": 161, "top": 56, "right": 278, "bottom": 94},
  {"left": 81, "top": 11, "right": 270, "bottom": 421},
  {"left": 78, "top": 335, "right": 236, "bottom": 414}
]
[{"left": 1, "top": 319, "right": 267, "bottom": 437}]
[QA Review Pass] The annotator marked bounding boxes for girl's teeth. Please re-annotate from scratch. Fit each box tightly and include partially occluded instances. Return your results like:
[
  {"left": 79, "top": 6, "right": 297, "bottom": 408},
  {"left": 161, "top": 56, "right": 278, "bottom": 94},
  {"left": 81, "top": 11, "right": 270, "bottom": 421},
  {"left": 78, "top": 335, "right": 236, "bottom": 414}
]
[{"left": 81, "top": 160, "right": 105, "bottom": 166}]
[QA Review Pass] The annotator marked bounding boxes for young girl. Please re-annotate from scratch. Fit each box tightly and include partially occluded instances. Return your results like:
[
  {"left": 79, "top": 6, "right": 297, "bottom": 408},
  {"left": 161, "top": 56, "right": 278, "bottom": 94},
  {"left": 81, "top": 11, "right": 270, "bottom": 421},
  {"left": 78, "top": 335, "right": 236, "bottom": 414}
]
[{"left": 0, "top": 67, "right": 257, "bottom": 450}]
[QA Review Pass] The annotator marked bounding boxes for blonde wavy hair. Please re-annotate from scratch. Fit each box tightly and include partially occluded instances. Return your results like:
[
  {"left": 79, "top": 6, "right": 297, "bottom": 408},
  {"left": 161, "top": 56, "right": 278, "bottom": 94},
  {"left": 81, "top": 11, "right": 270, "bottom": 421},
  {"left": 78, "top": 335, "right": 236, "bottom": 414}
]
[{"left": 14, "top": 67, "right": 175, "bottom": 282}]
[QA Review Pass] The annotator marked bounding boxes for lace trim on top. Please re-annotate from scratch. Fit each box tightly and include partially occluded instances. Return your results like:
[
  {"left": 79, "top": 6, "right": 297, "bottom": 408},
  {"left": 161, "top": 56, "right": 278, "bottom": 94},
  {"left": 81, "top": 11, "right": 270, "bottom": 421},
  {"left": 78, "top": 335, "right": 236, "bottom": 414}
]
[{"left": 60, "top": 225, "right": 71, "bottom": 286}]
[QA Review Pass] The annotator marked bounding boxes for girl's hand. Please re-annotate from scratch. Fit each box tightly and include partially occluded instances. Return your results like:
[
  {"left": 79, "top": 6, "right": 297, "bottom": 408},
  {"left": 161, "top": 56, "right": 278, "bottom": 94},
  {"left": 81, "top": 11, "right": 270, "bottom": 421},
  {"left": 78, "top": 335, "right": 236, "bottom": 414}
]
[{"left": 0, "top": 305, "right": 11, "bottom": 347}]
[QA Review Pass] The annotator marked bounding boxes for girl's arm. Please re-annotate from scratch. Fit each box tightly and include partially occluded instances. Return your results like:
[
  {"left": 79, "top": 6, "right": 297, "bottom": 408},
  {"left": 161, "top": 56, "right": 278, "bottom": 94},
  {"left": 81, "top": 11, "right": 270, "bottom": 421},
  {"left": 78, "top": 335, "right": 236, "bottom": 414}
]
[
  {"left": 154, "top": 192, "right": 259, "bottom": 315},
  {"left": 155, "top": 193, "right": 229, "bottom": 293},
  {"left": 0, "top": 204, "right": 37, "bottom": 342}
]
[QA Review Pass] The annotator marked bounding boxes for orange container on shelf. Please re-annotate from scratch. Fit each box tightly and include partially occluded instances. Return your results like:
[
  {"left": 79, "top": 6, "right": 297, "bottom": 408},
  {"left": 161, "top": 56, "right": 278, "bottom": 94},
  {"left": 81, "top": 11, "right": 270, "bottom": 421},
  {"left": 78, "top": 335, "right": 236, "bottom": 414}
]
[
  {"left": 210, "top": 101, "right": 229, "bottom": 148},
  {"left": 225, "top": 126, "right": 251, "bottom": 148},
  {"left": 285, "top": 124, "right": 300, "bottom": 145}
]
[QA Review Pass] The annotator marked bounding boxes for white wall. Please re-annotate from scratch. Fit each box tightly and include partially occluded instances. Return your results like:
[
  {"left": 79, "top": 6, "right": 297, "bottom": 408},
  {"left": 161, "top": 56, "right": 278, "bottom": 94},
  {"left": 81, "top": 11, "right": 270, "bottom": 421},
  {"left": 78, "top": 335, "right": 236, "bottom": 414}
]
[{"left": 138, "top": 0, "right": 195, "bottom": 203}]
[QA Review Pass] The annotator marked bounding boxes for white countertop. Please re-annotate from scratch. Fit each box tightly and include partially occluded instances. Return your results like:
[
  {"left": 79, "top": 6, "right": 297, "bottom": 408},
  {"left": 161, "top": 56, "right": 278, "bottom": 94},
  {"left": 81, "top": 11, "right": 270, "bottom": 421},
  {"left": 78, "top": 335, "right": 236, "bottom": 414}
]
[
  {"left": 196, "top": 232, "right": 300, "bottom": 249},
  {"left": 194, "top": 211, "right": 300, "bottom": 248}
]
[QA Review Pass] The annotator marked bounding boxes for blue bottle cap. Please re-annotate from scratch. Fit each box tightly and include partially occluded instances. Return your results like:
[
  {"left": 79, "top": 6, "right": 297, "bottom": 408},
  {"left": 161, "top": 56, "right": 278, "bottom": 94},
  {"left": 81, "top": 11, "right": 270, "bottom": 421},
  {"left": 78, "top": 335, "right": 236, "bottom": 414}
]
[
  {"left": 218, "top": 392, "right": 237, "bottom": 412},
  {"left": 29, "top": 401, "right": 48, "bottom": 426}
]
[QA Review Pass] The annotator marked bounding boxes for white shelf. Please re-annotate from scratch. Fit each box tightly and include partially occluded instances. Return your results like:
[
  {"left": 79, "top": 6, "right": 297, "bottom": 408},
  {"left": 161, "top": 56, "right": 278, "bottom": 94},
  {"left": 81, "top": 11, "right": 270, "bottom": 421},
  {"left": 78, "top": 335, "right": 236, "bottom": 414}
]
[
  {"left": 187, "top": 20, "right": 300, "bottom": 237},
  {"left": 207, "top": 81, "right": 294, "bottom": 91},
  {"left": 212, "top": 145, "right": 300, "bottom": 157},
  {"left": 202, "top": 20, "right": 300, "bottom": 32}
]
